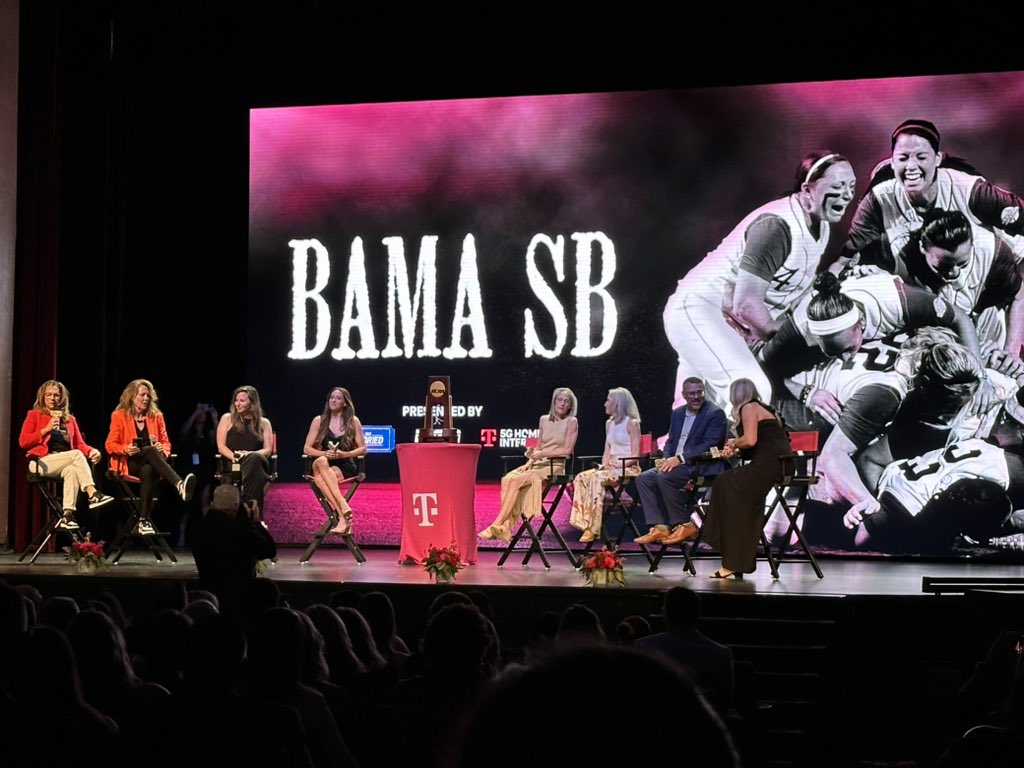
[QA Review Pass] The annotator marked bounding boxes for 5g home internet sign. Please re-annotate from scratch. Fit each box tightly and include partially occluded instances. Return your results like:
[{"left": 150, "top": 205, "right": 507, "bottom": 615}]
[{"left": 362, "top": 425, "right": 395, "bottom": 453}]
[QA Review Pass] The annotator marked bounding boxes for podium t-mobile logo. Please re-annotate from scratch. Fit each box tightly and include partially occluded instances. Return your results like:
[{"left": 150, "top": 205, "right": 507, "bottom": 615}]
[{"left": 411, "top": 493, "right": 438, "bottom": 527}]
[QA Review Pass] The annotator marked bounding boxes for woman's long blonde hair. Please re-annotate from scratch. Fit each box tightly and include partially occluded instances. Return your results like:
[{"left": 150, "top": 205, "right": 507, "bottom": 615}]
[
  {"left": 606, "top": 387, "right": 640, "bottom": 425},
  {"left": 116, "top": 379, "right": 162, "bottom": 416},
  {"left": 728, "top": 378, "right": 761, "bottom": 426},
  {"left": 33, "top": 380, "right": 72, "bottom": 416}
]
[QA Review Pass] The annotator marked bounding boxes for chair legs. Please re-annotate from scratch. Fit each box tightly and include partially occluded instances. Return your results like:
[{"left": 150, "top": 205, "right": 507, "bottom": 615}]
[
  {"left": 496, "top": 480, "right": 579, "bottom": 569},
  {"left": 298, "top": 475, "right": 366, "bottom": 564},
  {"left": 20, "top": 477, "right": 74, "bottom": 564},
  {"left": 106, "top": 474, "right": 177, "bottom": 564}
]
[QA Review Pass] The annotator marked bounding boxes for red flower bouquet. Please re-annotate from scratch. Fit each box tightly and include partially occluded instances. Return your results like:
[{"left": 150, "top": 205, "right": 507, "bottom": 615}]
[
  {"left": 424, "top": 540, "right": 465, "bottom": 583},
  {"left": 579, "top": 546, "right": 626, "bottom": 587}
]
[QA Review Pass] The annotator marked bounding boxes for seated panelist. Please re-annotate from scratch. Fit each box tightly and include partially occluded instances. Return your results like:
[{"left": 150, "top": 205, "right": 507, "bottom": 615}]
[
  {"left": 479, "top": 386, "right": 579, "bottom": 542},
  {"left": 634, "top": 377, "right": 727, "bottom": 547},
  {"left": 302, "top": 386, "right": 367, "bottom": 535},
  {"left": 106, "top": 378, "right": 197, "bottom": 524},
  {"left": 19, "top": 379, "right": 113, "bottom": 530},
  {"left": 216, "top": 385, "right": 274, "bottom": 519}
]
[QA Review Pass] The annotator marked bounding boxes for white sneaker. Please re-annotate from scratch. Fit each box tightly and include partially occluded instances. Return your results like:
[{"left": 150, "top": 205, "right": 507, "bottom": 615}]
[
  {"left": 88, "top": 492, "right": 114, "bottom": 509},
  {"left": 57, "top": 514, "right": 80, "bottom": 530},
  {"left": 137, "top": 519, "right": 156, "bottom": 536},
  {"left": 178, "top": 474, "right": 197, "bottom": 502}
]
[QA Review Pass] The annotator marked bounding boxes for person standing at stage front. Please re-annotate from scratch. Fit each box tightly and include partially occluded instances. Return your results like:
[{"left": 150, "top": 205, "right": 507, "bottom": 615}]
[
  {"left": 480, "top": 386, "right": 579, "bottom": 542},
  {"left": 634, "top": 377, "right": 727, "bottom": 547},
  {"left": 19, "top": 379, "right": 114, "bottom": 530}
]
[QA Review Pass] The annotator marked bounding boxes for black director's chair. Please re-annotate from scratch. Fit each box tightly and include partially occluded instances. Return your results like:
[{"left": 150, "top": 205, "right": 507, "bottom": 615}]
[
  {"left": 105, "top": 467, "right": 178, "bottom": 564},
  {"left": 299, "top": 454, "right": 366, "bottom": 564},
  {"left": 758, "top": 430, "right": 824, "bottom": 579},
  {"left": 648, "top": 472, "right": 715, "bottom": 575},
  {"left": 19, "top": 459, "right": 72, "bottom": 563},
  {"left": 495, "top": 447, "right": 578, "bottom": 569},
  {"left": 578, "top": 433, "right": 658, "bottom": 567}
]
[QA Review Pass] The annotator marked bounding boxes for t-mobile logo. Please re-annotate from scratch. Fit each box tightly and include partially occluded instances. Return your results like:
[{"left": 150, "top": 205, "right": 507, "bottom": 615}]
[{"left": 411, "top": 493, "right": 438, "bottom": 526}]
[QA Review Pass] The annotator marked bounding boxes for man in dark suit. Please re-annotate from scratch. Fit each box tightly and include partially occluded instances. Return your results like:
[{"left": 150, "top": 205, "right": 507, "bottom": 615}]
[{"left": 635, "top": 377, "right": 727, "bottom": 545}]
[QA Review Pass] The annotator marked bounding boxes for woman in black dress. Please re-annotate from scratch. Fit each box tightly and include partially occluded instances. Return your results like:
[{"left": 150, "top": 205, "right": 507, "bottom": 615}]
[
  {"left": 302, "top": 386, "right": 367, "bottom": 534},
  {"left": 216, "top": 385, "right": 274, "bottom": 518},
  {"left": 702, "top": 378, "right": 792, "bottom": 579}
]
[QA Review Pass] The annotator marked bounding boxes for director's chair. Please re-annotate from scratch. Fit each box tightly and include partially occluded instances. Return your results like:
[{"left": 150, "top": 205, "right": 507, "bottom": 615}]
[
  {"left": 19, "top": 459, "right": 74, "bottom": 563},
  {"left": 648, "top": 472, "right": 716, "bottom": 575},
  {"left": 214, "top": 434, "right": 279, "bottom": 518},
  {"left": 758, "top": 430, "right": 824, "bottom": 579},
  {"left": 579, "top": 433, "right": 658, "bottom": 566},
  {"left": 495, "top": 441, "right": 578, "bottom": 569},
  {"left": 105, "top": 467, "right": 178, "bottom": 564},
  {"left": 298, "top": 454, "right": 366, "bottom": 564}
]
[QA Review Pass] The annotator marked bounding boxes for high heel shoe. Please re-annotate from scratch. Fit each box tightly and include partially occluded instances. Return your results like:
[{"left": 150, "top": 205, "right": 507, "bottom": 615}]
[
  {"left": 709, "top": 569, "right": 743, "bottom": 580},
  {"left": 328, "top": 511, "right": 353, "bottom": 535}
]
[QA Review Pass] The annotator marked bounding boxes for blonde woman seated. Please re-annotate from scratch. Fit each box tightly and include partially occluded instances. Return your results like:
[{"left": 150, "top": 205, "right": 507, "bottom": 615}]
[
  {"left": 570, "top": 387, "right": 642, "bottom": 543},
  {"left": 479, "top": 387, "right": 579, "bottom": 542},
  {"left": 302, "top": 386, "right": 367, "bottom": 535}
]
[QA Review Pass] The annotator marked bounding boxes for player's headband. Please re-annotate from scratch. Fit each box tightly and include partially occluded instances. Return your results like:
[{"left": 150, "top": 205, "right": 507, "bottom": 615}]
[
  {"left": 807, "top": 308, "right": 860, "bottom": 336},
  {"left": 804, "top": 153, "right": 838, "bottom": 185},
  {"left": 891, "top": 119, "right": 941, "bottom": 150}
]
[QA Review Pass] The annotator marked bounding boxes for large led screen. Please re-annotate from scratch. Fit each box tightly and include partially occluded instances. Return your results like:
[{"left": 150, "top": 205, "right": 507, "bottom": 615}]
[{"left": 249, "top": 71, "right": 1024, "bottom": 560}]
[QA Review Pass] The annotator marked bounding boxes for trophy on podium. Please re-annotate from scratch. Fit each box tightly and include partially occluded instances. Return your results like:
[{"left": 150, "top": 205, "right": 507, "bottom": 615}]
[{"left": 415, "top": 375, "right": 461, "bottom": 443}]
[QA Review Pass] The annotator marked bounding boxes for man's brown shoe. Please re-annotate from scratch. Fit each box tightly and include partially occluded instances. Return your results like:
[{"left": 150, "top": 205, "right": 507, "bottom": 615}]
[
  {"left": 662, "top": 521, "right": 699, "bottom": 545},
  {"left": 634, "top": 526, "right": 670, "bottom": 544}
]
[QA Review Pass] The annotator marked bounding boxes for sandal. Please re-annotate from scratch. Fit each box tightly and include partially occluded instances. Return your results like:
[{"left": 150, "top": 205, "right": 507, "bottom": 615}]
[
  {"left": 328, "top": 511, "right": 353, "bottom": 535},
  {"left": 709, "top": 569, "right": 743, "bottom": 580}
]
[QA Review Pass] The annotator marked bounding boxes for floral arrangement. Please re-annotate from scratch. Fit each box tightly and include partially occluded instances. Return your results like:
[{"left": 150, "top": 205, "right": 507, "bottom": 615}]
[
  {"left": 579, "top": 546, "right": 626, "bottom": 587},
  {"left": 424, "top": 540, "right": 465, "bottom": 583},
  {"left": 63, "top": 533, "right": 108, "bottom": 570}
]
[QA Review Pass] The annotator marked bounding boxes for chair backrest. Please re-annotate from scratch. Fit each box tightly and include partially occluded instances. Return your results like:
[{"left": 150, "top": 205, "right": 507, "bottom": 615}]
[
  {"left": 638, "top": 433, "right": 653, "bottom": 456},
  {"left": 788, "top": 431, "right": 819, "bottom": 453},
  {"left": 525, "top": 437, "right": 538, "bottom": 450},
  {"left": 781, "top": 431, "right": 820, "bottom": 485}
]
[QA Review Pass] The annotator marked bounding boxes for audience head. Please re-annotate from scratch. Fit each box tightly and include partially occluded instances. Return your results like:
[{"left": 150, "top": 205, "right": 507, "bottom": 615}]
[
  {"left": 210, "top": 484, "right": 241, "bottom": 516},
  {"left": 357, "top": 591, "right": 402, "bottom": 655},
  {"left": 335, "top": 606, "right": 387, "bottom": 670},
  {"left": 454, "top": 642, "right": 740, "bottom": 768},
  {"left": 662, "top": 586, "right": 702, "bottom": 631},
  {"left": 427, "top": 590, "right": 473, "bottom": 619},
  {"left": 556, "top": 602, "right": 605, "bottom": 644},
  {"left": 184, "top": 613, "right": 247, "bottom": 691},
  {"left": 38, "top": 595, "right": 80, "bottom": 633},
  {"left": 615, "top": 614, "right": 652, "bottom": 645},
  {"left": 421, "top": 603, "right": 500, "bottom": 679}
]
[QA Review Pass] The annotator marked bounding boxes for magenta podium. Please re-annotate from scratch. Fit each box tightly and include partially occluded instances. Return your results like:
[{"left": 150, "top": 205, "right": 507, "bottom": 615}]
[{"left": 396, "top": 442, "right": 481, "bottom": 565}]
